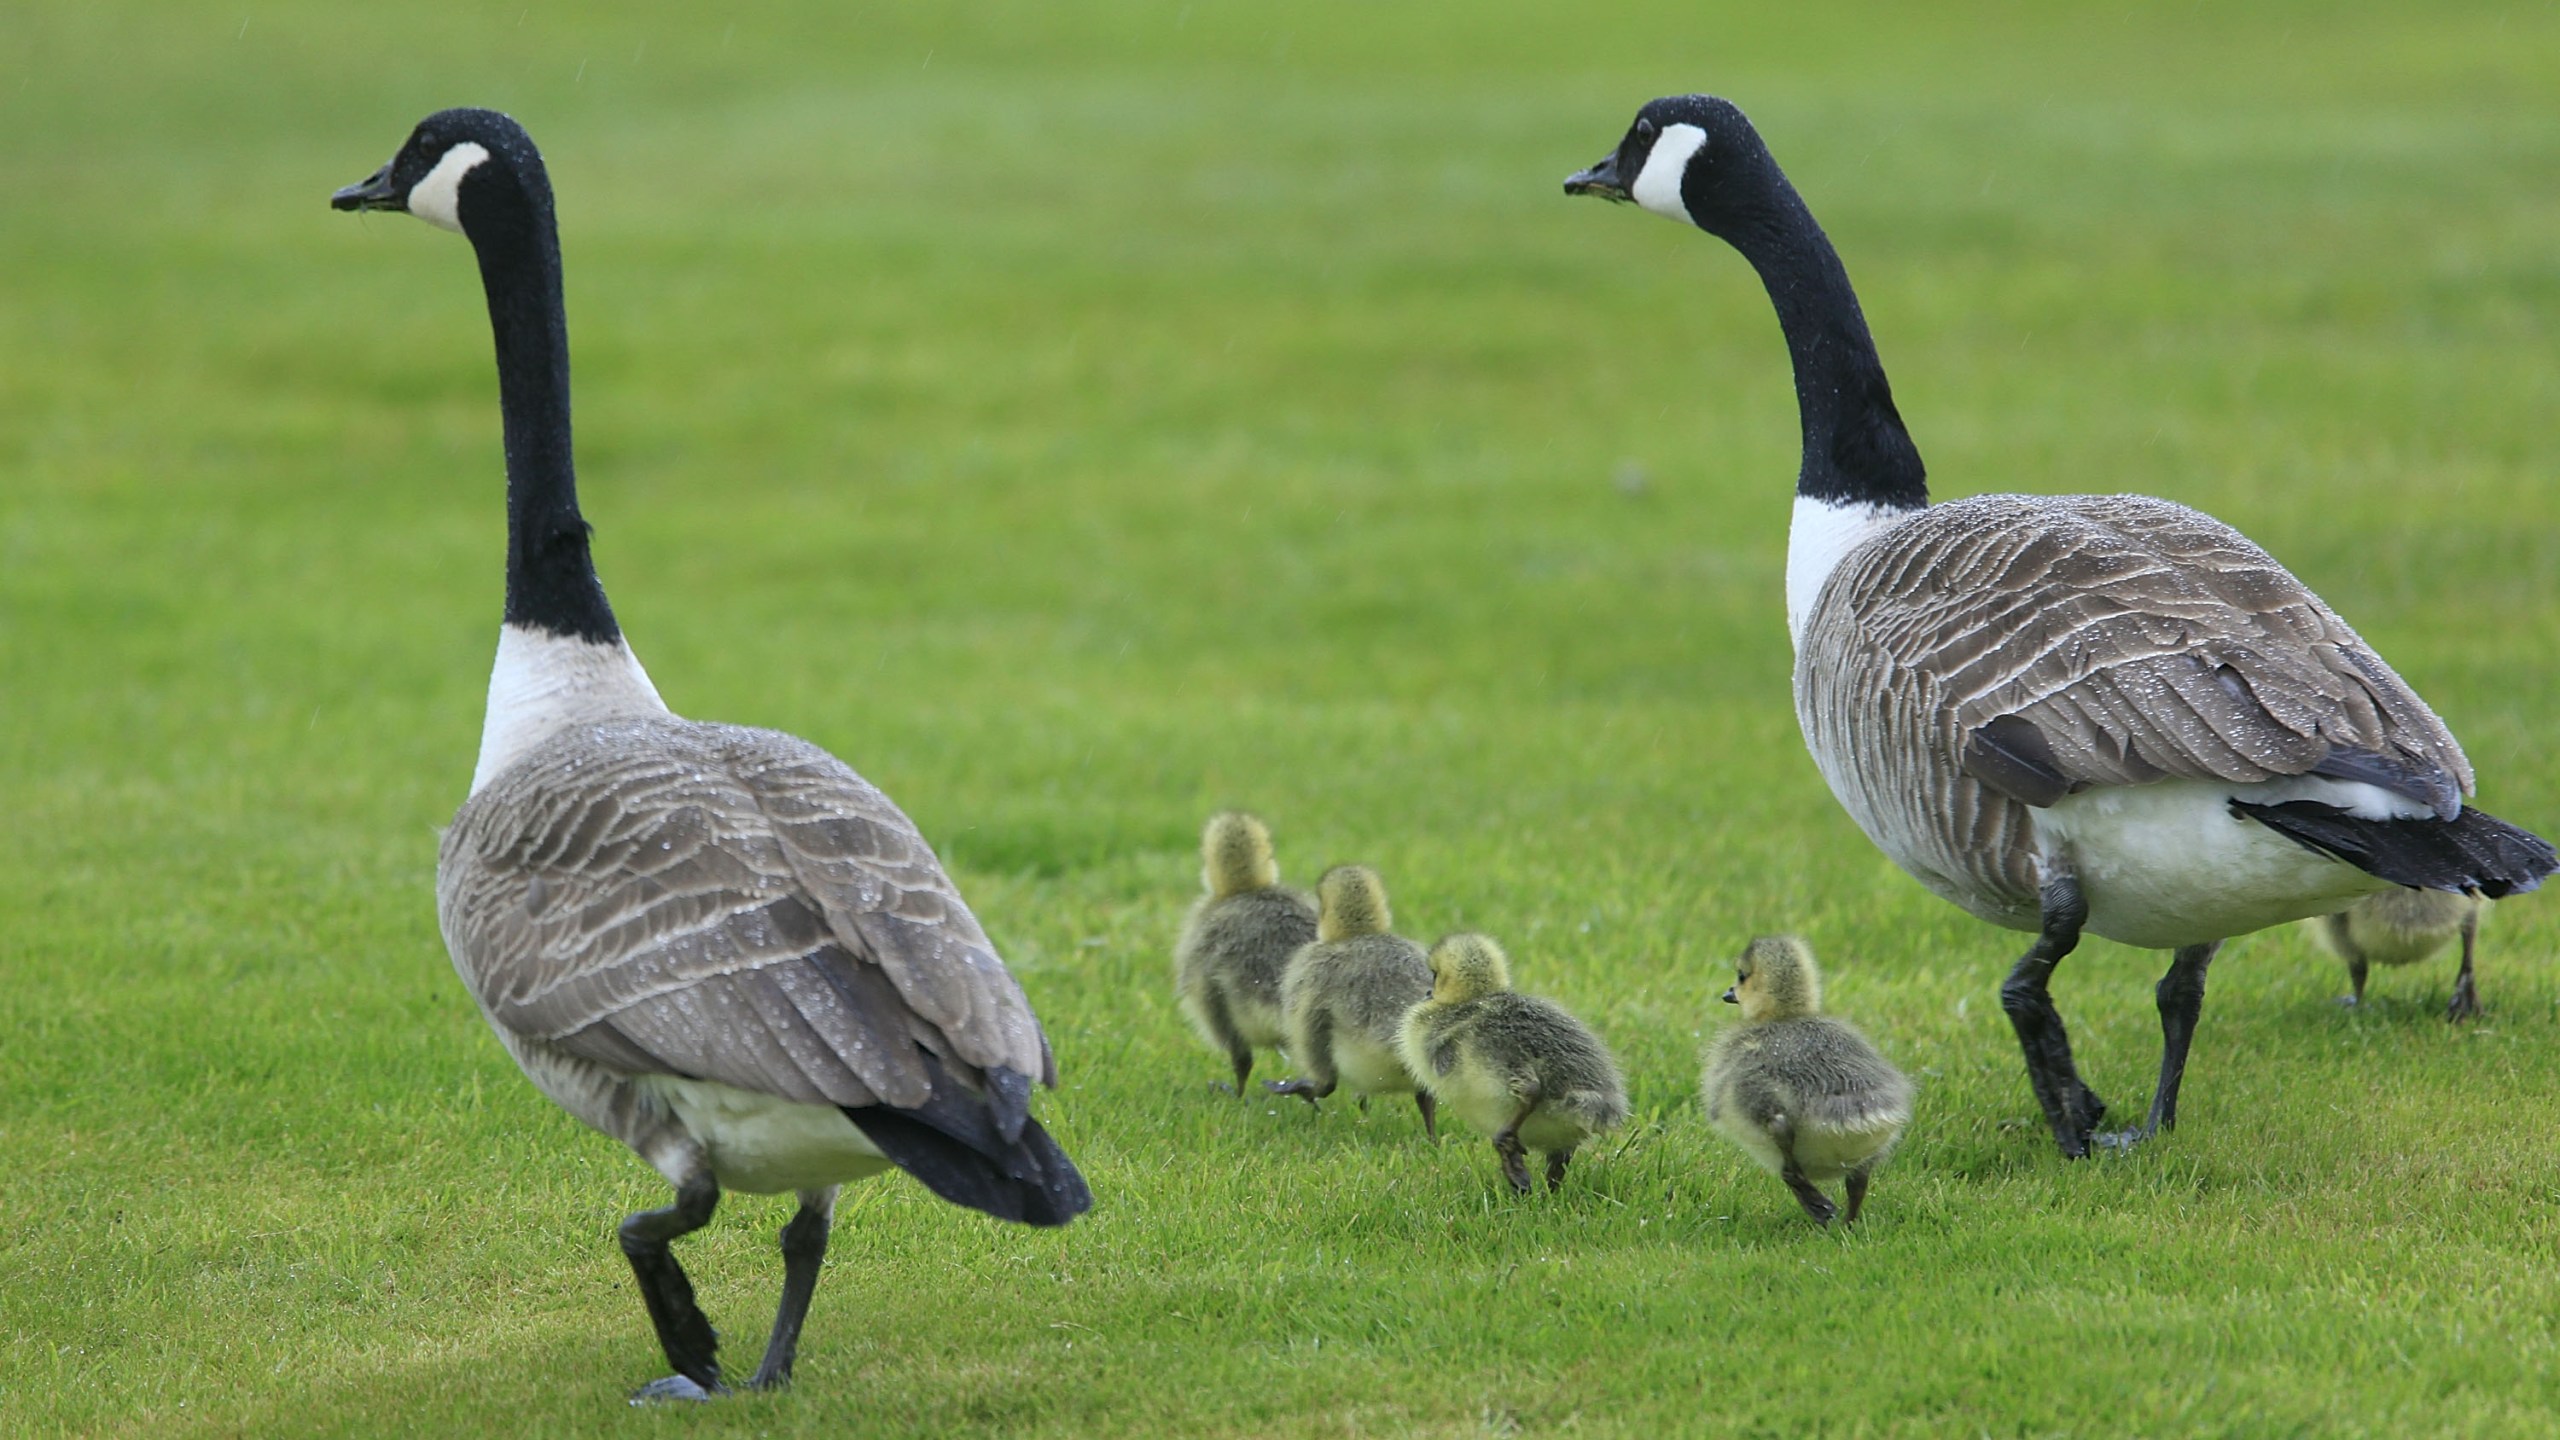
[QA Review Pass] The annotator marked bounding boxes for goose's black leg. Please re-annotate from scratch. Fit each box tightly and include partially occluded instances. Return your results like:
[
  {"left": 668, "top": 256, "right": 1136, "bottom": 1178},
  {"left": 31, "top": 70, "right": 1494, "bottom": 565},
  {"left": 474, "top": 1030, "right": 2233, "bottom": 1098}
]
[
  {"left": 622, "top": 1167, "right": 724, "bottom": 1402},
  {"left": 2446, "top": 905, "right": 2481, "bottom": 1023},
  {"left": 2100, "top": 940, "right": 2219, "bottom": 1149},
  {"left": 744, "top": 1186, "right": 837, "bottom": 1392},
  {"left": 1842, "top": 1163, "right": 1873, "bottom": 1226},
  {"left": 1415, "top": 1089, "right": 1438, "bottom": 1142},
  {"left": 1999, "top": 873, "right": 2107, "bottom": 1157}
]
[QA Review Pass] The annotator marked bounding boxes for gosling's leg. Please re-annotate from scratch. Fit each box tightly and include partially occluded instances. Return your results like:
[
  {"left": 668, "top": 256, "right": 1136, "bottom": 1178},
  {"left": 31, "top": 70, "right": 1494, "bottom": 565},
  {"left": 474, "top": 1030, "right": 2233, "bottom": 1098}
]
[
  {"left": 1544, "top": 1147, "right": 1574, "bottom": 1193},
  {"left": 1202, "top": 990, "right": 1254, "bottom": 1095},
  {"left": 744, "top": 1187, "right": 836, "bottom": 1392},
  {"left": 1493, "top": 1100, "right": 1538, "bottom": 1195},
  {"left": 1262, "top": 1012, "right": 1335, "bottom": 1105},
  {"left": 2340, "top": 953, "right": 2370, "bottom": 1008},
  {"left": 2101, "top": 940, "right": 2220, "bottom": 1149},
  {"left": 1775, "top": 1121, "right": 1835, "bottom": 1225},
  {"left": 1415, "top": 1089, "right": 1438, "bottom": 1143},
  {"left": 2446, "top": 904, "right": 2481, "bottom": 1023},
  {"left": 1842, "top": 1164, "right": 1873, "bottom": 1226},
  {"left": 1999, "top": 874, "right": 2108, "bottom": 1157},
  {"left": 623, "top": 1166, "right": 725, "bottom": 1402}
]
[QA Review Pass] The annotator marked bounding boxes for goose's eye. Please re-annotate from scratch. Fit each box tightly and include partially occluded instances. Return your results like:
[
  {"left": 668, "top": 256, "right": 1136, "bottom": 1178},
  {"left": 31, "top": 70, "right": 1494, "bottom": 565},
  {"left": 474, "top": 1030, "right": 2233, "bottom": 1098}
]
[{"left": 1636, "top": 118, "right": 1657, "bottom": 139}]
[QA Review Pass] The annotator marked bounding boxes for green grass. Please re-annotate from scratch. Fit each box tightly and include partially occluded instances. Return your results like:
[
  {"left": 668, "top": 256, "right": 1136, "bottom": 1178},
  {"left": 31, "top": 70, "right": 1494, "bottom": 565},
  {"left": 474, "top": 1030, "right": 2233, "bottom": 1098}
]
[{"left": 5, "top": 1, "right": 2560, "bottom": 1434}]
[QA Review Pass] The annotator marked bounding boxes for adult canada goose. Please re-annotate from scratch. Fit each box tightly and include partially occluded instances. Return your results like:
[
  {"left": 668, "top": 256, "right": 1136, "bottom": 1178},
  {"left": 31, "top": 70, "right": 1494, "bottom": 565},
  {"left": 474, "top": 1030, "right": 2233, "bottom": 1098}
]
[
  {"left": 1173, "top": 811, "right": 1319, "bottom": 1093},
  {"left": 1564, "top": 96, "right": 2556, "bottom": 1157},
  {"left": 1399, "top": 934, "right": 1626, "bottom": 1194},
  {"left": 2307, "top": 888, "right": 2491, "bottom": 1020},
  {"left": 1265, "top": 865, "right": 1438, "bottom": 1137},
  {"left": 332, "top": 108, "right": 1091, "bottom": 1401},
  {"left": 1701, "top": 937, "right": 1913, "bottom": 1225}
]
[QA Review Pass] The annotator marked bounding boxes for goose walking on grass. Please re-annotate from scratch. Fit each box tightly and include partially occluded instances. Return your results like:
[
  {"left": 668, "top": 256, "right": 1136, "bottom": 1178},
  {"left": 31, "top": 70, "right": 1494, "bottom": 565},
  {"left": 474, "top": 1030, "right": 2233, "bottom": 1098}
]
[
  {"left": 1564, "top": 96, "right": 2555, "bottom": 1157},
  {"left": 1702, "top": 937, "right": 1912, "bottom": 1226},
  {"left": 332, "top": 108, "right": 1090, "bottom": 1402},
  {"left": 1174, "top": 811, "right": 1319, "bottom": 1093},
  {"left": 1400, "top": 935, "right": 1626, "bottom": 1194},
  {"left": 1266, "top": 864, "right": 1439, "bottom": 1138}
]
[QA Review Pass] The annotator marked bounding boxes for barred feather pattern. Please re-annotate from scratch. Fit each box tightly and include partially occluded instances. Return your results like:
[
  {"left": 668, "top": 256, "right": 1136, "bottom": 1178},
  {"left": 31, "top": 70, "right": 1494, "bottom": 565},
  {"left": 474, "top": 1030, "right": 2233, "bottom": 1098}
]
[
  {"left": 1795, "top": 493, "right": 2472, "bottom": 934},
  {"left": 437, "top": 715, "right": 1055, "bottom": 1159}
]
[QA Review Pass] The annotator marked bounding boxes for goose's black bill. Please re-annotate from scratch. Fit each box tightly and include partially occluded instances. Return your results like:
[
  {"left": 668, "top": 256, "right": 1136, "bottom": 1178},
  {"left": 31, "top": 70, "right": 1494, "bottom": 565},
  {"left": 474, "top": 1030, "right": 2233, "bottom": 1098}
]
[
  {"left": 1564, "top": 152, "right": 1630, "bottom": 201},
  {"left": 331, "top": 164, "right": 402, "bottom": 212}
]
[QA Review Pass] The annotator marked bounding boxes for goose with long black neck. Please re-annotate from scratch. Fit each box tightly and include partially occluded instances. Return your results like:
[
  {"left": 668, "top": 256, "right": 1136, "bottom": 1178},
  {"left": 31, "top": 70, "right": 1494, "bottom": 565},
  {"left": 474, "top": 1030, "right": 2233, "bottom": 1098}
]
[
  {"left": 333, "top": 108, "right": 1091, "bottom": 1402},
  {"left": 1565, "top": 96, "right": 2553, "bottom": 1158}
]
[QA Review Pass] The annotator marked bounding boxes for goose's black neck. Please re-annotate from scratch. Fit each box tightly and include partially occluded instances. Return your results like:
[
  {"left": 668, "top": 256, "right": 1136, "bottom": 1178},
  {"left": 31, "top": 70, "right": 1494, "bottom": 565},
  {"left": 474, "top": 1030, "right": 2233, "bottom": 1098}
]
[
  {"left": 1705, "top": 138, "right": 1927, "bottom": 512},
  {"left": 466, "top": 159, "right": 619, "bottom": 643}
]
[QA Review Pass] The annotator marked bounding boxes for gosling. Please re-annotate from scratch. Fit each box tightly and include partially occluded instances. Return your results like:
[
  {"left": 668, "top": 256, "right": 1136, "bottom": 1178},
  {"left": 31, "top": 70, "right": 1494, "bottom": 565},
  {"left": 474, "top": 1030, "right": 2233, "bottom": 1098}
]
[
  {"left": 1174, "top": 811, "right": 1319, "bottom": 1092},
  {"left": 1399, "top": 934, "right": 1626, "bottom": 1194},
  {"left": 1265, "top": 865, "right": 1437, "bottom": 1137},
  {"left": 1701, "top": 936, "right": 1912, "bottom": 1227},
  {"left": 2309, "top": 889, "right": 2492, "bottom": 1022}
]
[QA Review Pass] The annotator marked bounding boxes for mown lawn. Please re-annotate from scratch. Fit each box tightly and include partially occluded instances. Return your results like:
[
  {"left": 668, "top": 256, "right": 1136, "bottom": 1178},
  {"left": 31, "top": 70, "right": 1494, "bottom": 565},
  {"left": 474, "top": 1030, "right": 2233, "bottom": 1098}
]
[{"left": 4, "top": 2, "right": 2558, "bottom": 1435}]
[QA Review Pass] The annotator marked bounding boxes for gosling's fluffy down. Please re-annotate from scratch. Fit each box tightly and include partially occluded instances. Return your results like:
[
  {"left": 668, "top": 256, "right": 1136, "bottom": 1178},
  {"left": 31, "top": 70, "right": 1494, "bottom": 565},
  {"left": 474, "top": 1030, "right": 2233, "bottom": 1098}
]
[
  {"left": 1174, "top": 812, "right": 1318, "bottom": 1091},
  {"left": 1267, "top": 865, "right": 1437, "bottom": 1136},
  {"left": 2307, "top": 888, "right": 2491, "bottom": 1022},
  {"left": 1399, "top": 934, "right": 1626, "bottom": 1193},
  {"left": 1701, "top": 936, "right": 1912, "bottom": 1226}
]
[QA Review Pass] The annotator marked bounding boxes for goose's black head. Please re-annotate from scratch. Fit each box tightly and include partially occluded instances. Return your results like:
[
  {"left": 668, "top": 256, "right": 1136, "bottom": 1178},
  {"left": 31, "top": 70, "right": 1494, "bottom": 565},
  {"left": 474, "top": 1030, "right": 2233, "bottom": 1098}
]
[
  {"left": 331, "top": 108, "right": 547, "bottom": 240},
  {"left": 1563, "top": 95, "right": 1773, "bottom": 238}
]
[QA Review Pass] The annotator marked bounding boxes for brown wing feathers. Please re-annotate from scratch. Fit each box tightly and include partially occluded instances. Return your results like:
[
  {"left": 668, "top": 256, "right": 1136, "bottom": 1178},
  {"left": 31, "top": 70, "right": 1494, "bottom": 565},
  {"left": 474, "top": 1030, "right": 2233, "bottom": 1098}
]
[
  {"left": 439, "top": 717, "right": 1051, "bottom": 1117},
  {"left": 1829, "top": 494, "right": 2471, "bottom": 804}
]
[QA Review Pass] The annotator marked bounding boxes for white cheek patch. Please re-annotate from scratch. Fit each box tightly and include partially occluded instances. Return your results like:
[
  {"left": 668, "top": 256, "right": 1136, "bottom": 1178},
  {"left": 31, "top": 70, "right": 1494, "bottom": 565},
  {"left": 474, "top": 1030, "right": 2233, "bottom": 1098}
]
[
  {"left": 1632, "top": 122, "right": 1707, "bottom": 223},
  {"left": 407, "top": 141, "right": 490, "bottom": 233}
]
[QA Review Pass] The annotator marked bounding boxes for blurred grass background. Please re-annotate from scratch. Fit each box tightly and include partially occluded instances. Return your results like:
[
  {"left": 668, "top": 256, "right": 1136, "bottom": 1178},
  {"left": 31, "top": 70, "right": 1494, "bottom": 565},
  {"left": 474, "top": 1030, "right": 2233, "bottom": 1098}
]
[{"left": 2, "top": 1, "right": 2557, "bottom": 1434}]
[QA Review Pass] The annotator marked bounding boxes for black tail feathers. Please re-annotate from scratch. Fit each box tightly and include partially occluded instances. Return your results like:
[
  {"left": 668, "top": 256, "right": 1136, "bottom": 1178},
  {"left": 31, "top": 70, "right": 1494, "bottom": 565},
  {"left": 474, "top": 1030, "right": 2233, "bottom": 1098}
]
[
  {"left": 843, "top": 1058, "right": 1093, "bottom": 1227},
  {"left": 2233, "top": 800, "right": 2558, "bottom": 899}
]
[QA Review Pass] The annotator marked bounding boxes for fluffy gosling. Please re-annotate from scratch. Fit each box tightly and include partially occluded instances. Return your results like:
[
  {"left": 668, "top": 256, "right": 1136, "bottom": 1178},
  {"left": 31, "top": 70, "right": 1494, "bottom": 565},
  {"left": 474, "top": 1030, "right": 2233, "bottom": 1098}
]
[
  {"left": 1701, "top": 936, "right": 1913, "bottom": 1226},
  {"left": 1266, "top": 865, "right": 1437, "bottom": 1137},
  {"left": 1399, "top": 935, "right": 1626, "bottom": 1194},
  {"left": 2308, "top": 889, "right": 2492, "bottom": 1022},
  {"left": 1174, "top": 811, "right": 1319, "bottom": 1092}
]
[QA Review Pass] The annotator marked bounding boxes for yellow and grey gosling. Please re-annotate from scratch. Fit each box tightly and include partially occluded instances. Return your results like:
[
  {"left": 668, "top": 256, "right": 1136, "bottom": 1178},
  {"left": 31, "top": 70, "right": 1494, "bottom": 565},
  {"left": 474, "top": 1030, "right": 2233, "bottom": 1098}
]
[
  {"left": 1702, "top": 937, "right": 1912, "bottom": 1226},
  {"left": 1398, "top": 935, "right": 1626, "bottom": 1193},
  {"left": 1173, "top": 812, "right": 1318, "bottom": 1092},
  {"left": 1266, "top": 865, "right": 1437, "bottom": 1137},
  {"left": 2307, "top": 889, "right": 2492, "bottom": 1022}
]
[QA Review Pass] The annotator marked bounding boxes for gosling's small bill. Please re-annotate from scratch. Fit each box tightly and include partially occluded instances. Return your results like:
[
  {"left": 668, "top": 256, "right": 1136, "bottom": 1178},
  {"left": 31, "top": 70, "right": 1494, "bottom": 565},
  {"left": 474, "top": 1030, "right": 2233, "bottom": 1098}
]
[
  {"left": 1173, "top": 811, "right": 1319, "bottom": 1093},
  {"left": 1266, "top": 865, "right": 1438, "bottom": 1137},
  {"left": 2306, "top": 888, "right": 2491, "bottom": 1022},
  {"left": 1399, "top": 935, "right": 1627, "bottom": 1194},
  {"left": 1701, "top": 937, "right": 1912, "bottom": 1226}
]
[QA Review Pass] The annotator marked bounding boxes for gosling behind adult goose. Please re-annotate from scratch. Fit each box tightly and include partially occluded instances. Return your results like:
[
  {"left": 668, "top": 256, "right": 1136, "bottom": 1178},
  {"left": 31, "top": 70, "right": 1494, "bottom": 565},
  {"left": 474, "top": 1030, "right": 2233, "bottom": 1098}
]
[
  {"left": 333, "top": 109, "right": 1090, "bottom": 1401},
  {"left": 2308, "top": 888, "right": 2491, "bottom": 1021},
  {"left": 1173, "top": 811, "right": 1319, "bottom": 1093},
  {"left": 1702, "top": 937, "right": 1912, "bottom": 1225},
  {"left": 1565, "top": 96, "right": 2555, "bottom": 1157},
  {"left": 1265, "top": 865, "right": 1438, "bottom": 1137}
]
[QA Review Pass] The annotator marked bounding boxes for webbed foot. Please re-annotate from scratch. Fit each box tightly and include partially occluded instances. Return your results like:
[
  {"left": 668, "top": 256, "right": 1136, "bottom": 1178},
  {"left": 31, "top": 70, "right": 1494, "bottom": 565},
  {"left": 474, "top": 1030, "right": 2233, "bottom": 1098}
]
[
  {"left": 2446, "top": 978, "right": 2481, "bottom": 1024},
  {"left": 630, "top": 1374, "right": 726, "bottom": 1405}
]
